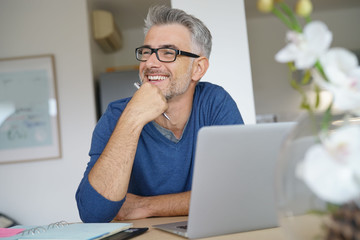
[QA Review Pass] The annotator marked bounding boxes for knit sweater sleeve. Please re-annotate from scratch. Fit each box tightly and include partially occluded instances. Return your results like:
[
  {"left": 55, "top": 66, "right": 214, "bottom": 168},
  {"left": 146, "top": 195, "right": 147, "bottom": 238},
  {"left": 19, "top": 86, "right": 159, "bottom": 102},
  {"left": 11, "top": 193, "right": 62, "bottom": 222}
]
[{"left": 75, "top": 99, "right": 130, "bottom": 223}]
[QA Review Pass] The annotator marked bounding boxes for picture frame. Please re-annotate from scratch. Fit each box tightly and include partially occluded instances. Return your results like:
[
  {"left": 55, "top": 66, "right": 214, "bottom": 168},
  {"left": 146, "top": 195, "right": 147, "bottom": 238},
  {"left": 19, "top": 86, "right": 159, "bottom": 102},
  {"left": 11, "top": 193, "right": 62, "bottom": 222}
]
[{"left": 0, "top": 54, "right": 61, "bottom": 164}]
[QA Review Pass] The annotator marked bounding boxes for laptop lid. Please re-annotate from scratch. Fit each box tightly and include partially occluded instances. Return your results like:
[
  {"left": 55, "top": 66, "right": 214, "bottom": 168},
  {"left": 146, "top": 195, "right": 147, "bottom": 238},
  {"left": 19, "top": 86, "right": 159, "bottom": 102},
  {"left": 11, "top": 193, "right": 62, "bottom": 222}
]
[
  {"left": 153, "top": 122, "right": 295, "bottom": 239},
  {"left": 187, "top": 122, "right": 295, "bottom": 239}
]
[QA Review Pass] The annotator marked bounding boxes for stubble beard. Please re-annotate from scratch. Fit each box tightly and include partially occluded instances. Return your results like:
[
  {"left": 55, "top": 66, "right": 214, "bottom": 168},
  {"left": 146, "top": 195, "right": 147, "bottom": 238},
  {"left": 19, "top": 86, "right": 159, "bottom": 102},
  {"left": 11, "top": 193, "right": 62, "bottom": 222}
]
[
  {"left": 139, "top": 63, "right": 193, "bottom": 101},
  {"left": 164, "top": 65, "right": 193, "bottom": 101}
]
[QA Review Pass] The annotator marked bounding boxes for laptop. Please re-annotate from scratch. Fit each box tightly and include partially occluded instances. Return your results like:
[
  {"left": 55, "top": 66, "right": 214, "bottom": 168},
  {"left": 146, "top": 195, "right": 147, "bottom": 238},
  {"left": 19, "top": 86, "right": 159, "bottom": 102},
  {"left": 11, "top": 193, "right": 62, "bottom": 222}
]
[{"left": 153, "top": 122, "right": 295, "bottom": 239}]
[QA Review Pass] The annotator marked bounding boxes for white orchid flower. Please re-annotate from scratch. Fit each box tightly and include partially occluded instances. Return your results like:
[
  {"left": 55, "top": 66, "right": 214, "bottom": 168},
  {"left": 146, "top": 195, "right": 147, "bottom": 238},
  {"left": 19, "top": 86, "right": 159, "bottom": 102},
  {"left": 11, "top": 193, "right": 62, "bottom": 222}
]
[
  {"left": 313, "top": 48, "right": 360, "bottom": 116},
  {"left": 297, "top": 125, "right": 360, "bottom": 204},
  {"left": 275, "top": 21, "right": 332, "bottom": 69}
]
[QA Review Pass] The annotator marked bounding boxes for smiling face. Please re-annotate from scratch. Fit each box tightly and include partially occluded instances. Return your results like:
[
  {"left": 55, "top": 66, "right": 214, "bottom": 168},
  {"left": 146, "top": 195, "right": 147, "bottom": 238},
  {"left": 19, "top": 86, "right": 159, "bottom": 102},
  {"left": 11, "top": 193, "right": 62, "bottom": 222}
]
[{"left": 139, "top": 24, "right": 197, "bottom": 100}]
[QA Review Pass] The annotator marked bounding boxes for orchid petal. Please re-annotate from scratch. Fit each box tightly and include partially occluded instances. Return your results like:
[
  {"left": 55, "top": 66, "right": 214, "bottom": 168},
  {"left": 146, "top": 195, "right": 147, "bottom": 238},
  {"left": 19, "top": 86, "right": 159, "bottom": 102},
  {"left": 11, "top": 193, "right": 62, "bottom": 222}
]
[
  {"left": 316, "top": 48, "right": 360, "bottom": 114},
  {"left": 275, "top": 44, "right": 298, "bottom": 63},
  {"left": 320, "top": 48, "right": 358, "bottom": 75},
  {"left": 303, "top": 21, "right": 332, "bottom": 54},
  {"left": 298, "top": 141, "right": 360, "bottom": 204},
  {"left": 275, "top": 21, "right": 333, "bottom": 70},
  {"left": 294, "top": 52, "right": 317, "bottom": 69}
]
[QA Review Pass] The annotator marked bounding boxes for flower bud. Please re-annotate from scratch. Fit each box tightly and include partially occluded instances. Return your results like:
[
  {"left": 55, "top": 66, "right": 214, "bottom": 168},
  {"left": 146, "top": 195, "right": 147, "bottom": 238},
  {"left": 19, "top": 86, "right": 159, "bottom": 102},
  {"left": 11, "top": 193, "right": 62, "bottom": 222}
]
[
  {"left": 257, "top": 0, "right": 274, "bottom": 13},
  {"left": 295, "top": 0, "right": 313, "bottom": 17}
]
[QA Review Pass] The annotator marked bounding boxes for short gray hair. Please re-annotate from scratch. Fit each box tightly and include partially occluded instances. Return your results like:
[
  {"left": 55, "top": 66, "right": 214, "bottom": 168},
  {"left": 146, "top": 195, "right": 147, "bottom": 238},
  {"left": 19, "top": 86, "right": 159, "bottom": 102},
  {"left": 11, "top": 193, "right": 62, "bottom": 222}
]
[{"left": 144, "top": 5, "right": 212, "bottom": 59}]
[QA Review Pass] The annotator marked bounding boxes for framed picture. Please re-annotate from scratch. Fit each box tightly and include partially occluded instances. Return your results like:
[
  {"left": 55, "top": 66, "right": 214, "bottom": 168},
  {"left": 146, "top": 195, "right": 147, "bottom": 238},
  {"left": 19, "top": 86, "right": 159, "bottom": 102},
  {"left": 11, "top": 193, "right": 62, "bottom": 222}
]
[{"left": 0, "top": 55, "right": 61, "bottom": 164}]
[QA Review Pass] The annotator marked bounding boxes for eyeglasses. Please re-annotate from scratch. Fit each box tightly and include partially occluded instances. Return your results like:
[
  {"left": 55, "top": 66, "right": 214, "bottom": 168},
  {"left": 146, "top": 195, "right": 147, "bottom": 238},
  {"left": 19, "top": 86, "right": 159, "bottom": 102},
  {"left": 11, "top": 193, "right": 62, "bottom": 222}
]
[{"left": 135, "top": 47, "right": 200, "bottom": 63}]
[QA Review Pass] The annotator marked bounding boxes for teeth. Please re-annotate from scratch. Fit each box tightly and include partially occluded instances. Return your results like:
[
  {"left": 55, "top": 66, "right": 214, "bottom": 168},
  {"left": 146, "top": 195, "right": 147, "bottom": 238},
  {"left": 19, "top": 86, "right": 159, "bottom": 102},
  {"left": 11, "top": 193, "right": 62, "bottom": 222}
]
[{"left": 148, "top": 75, "right": 167, "bottom": 81}]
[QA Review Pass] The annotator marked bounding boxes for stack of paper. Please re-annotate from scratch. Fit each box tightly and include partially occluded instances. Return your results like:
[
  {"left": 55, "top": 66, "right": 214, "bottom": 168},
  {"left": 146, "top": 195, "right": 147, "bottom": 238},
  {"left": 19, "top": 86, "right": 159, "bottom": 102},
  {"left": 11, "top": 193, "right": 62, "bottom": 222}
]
[{"left": 0, "top": 222, "right": 132, "bottom": 240}]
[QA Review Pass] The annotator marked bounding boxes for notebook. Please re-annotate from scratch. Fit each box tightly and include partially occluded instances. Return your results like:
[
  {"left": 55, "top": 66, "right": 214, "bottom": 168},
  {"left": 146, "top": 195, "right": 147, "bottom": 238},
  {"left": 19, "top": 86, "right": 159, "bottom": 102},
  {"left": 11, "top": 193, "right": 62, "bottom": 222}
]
[
  {"left": 153, "top": 122, "right": 295, "bottom": 239},
  {"left": 2, "top": 221, "right": 132, "bottom": 240}
]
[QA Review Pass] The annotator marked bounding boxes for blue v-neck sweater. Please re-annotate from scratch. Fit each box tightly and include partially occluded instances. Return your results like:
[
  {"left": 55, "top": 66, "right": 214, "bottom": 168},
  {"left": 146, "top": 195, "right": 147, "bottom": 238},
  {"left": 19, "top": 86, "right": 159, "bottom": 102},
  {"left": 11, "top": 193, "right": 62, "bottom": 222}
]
[{"left": 76, "top": 82, "right": 244, "bottom": 222}]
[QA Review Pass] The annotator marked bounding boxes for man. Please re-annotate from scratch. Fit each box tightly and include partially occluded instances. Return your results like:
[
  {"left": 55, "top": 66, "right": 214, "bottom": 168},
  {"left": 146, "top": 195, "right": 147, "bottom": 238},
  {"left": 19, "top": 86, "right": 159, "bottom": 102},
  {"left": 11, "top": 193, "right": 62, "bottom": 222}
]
[{"left": 76, "top": 5, "right": 243, "bottom": 223}]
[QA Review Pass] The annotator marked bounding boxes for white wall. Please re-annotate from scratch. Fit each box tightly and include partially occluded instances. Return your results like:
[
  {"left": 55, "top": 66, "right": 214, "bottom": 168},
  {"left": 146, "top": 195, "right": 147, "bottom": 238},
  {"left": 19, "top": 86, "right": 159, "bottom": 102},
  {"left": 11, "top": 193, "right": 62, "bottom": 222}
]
[
  {"left": 0, "top": 0, "right": 96, "bottom": 225},
  {"left": 246, "top": 7, "right": 360, "bottom": 122},
  {"left": 172, "top": 0, "right": 256, "bottom": 124}
]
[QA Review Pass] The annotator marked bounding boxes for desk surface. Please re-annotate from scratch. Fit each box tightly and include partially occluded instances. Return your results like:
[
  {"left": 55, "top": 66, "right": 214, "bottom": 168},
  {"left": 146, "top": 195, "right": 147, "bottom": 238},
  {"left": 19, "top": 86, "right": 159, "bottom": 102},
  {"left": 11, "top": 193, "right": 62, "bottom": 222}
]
[{"left": 117, "top": 216, "right": 287, "bottom": 240}]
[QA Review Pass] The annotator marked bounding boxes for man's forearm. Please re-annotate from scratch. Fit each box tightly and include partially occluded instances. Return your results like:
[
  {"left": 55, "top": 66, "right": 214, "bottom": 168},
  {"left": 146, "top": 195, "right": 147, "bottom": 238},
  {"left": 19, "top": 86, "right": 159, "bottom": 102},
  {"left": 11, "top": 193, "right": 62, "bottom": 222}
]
[
  {"left": 88, "top": 111, "right": 144, "bottom": 202},
  {"left": 146, "top": 191, "right": 190, "bottom": 217},
  {"left": 115, "top": 192, "right": 191, "bottom": 220},
  {"left": 88, "top": 83, "right": 168, "bottom": 202}
]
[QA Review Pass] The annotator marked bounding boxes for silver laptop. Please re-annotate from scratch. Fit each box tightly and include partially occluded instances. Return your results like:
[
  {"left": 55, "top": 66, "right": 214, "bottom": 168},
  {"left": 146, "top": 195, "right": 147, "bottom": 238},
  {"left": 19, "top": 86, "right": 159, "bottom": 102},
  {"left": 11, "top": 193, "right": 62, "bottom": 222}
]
[{"left": 153, "top": 122, "right": 295, "bottom": 239}]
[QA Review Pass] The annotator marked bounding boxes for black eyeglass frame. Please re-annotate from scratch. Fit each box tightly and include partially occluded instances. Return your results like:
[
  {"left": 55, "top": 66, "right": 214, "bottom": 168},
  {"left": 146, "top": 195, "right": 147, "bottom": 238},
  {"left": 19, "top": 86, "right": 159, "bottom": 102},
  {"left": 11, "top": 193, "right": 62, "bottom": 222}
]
[{"left": 135, "top": 47, "right": 200, "bottom": 63}]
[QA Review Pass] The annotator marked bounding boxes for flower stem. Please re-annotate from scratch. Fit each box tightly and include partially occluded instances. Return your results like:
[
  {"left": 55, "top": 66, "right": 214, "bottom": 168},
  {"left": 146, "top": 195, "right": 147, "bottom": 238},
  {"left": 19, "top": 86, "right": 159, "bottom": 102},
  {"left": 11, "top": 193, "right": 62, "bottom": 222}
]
[
  {"left": 289, "top": 73, "right": 312, "bottom": 113},
  {"left": 272, "top": 8, "right": 296, "bottom": 31},
  {"left": 278, "top": 2, "right": 302, "bottom": 32},
  {"left": 314, "top": 84, "right": 321, "bottom": 109},
  {"left": 301, "top": 70, "right": 312, "bottom": 85}
]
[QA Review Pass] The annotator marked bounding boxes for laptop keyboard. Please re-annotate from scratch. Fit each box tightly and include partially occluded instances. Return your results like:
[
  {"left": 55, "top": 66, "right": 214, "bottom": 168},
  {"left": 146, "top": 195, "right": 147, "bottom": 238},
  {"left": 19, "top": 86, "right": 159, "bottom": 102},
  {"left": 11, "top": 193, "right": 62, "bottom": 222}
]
[{"left": 176, "top": 225, "right": 188, "bottom": 230}]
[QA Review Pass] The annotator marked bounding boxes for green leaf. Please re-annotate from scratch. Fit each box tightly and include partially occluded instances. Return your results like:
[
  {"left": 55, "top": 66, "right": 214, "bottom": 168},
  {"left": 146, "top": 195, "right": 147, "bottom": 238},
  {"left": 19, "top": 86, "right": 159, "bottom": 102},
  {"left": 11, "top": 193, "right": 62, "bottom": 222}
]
[
  {"left": 314, "top": 61, "right": 328, "bottom": 82},
  {"left": 321, "top": 103, "right": 333, "bottom": 132}
]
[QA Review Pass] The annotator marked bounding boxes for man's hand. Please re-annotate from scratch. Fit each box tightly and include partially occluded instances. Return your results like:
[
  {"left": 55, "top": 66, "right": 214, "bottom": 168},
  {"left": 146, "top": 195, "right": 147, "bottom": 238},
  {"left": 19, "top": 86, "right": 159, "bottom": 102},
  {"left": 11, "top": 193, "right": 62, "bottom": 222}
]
[
  {"left": 114, "top": 193, "right": 150, "bottom": 220},
  {"left": 128, "top": 82, "right": 168, "bottom": 124},
  {"left": 114, "top": 192, "right": 191, "bottom": 221}
]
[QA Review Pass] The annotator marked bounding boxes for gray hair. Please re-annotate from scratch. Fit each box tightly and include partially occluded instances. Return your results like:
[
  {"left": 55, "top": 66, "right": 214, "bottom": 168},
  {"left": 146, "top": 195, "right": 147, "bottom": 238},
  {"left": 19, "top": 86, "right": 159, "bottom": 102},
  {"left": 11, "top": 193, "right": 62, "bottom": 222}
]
[{"left": 144, "top": 5, "right": 212, "bottom": 59}]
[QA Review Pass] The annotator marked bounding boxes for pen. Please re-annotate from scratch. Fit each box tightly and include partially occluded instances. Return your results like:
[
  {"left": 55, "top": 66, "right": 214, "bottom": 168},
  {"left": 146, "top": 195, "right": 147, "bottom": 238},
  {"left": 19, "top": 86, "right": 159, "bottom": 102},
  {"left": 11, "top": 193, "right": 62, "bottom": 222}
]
[{"left": 133, "top": 82, "right": 171, "bottom": 121}]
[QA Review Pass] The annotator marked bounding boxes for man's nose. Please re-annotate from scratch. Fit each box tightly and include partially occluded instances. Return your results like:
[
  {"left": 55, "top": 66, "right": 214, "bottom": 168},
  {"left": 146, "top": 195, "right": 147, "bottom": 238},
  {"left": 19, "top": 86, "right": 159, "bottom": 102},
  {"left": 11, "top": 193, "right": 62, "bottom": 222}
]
[{"left": 145, "top": 52, "right": 161, "bottom": 66}]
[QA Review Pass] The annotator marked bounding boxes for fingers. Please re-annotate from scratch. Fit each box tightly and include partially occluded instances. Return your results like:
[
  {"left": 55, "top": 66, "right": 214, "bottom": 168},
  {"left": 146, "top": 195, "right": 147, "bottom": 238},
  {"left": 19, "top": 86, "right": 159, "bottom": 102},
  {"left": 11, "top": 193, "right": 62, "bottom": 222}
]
[
  {"left": 114, "top": 194, "right": 150, "bottom": 220},
  {"left": 129, "top": 82, "right": 168, "bottom": 122}
]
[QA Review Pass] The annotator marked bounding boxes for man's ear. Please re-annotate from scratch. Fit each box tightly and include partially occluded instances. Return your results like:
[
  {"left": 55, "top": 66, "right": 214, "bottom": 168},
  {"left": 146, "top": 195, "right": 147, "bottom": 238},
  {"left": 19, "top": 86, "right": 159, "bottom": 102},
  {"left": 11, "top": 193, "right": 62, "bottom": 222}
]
[{"left": 191, "top": 57, "right": 209, "bottom": 82}]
